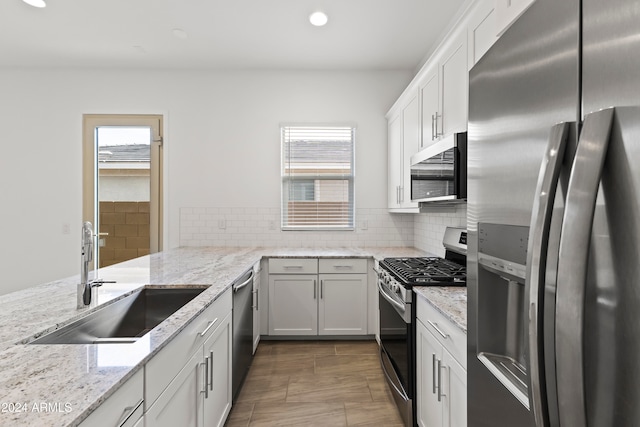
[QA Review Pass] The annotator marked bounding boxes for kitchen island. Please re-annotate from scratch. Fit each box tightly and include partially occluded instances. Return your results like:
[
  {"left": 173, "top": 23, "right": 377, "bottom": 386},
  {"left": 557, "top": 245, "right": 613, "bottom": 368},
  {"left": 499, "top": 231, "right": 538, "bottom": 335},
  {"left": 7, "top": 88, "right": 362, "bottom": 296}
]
[{"left": 0, "top": 246, "right": 438, "bottom": 426}]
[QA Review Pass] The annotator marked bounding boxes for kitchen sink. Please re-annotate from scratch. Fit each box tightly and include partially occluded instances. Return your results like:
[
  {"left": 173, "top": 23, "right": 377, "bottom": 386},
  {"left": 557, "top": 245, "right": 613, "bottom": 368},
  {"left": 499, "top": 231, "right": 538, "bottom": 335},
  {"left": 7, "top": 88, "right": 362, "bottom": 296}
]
[{"left": 29, "top": 287, "right": 206, "bottom": 344}]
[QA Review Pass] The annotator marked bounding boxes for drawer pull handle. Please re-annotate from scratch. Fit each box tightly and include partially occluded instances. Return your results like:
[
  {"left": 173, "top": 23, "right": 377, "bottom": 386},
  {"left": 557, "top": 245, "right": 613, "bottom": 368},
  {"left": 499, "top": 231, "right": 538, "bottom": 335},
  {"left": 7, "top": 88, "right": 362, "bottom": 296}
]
[
  {"left": 283, "top": 265, "right": 303, "bottom": 269},
  {"left": 427, "top": 320, "right": 449, "bottom": 339},
  {"left": 209, "top": 350, "right": 214, "bottom": 390},
  {"left": 202, "top": 357, "right": 209, "bottom": 398},
  {"left": 432, "top": 353, "right": 437, "bottom": 394},
  {"left": 199, "top": 318, "right": 219, "bottom": 337},
  {"left": 333, "top": 265, "right": 353, "bottom": 269},
  {"left": 437, "top": 359, "right": 444, "bottom": 402},
  {"left": 117, "top": 398, "right": 143, "bottom": 427}
]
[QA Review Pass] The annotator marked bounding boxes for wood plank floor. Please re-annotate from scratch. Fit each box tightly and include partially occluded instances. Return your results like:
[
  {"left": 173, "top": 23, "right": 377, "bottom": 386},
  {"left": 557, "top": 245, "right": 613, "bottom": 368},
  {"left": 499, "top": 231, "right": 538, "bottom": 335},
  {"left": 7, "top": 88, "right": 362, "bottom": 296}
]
[{"left": 224, "top": 340, "right": 404, "bottom": 426}]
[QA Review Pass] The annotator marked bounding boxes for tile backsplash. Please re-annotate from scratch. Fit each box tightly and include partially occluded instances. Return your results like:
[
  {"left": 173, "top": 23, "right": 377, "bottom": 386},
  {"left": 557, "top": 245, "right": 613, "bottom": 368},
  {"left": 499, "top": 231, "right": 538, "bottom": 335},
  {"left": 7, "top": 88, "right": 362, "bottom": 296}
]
[
  {"left": 180, "top": 207, "right": 414, "bottom": 247},
  {"left": 413, "top": 204, "right": 467, "bottom": 256}
]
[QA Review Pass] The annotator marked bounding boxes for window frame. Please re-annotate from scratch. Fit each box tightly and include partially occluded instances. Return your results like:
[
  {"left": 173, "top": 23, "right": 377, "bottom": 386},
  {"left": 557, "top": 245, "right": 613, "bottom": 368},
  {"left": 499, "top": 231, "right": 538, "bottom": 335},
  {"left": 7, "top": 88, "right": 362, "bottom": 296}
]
[{"left": 280, "top": 124, "right": 356, "bottom": 231}]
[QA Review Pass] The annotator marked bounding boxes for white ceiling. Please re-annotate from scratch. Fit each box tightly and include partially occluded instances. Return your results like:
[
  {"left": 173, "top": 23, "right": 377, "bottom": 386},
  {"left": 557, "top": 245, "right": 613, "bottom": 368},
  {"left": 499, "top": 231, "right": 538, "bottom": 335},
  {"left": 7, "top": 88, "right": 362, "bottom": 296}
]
[{"left": 0, "top": 0, "right": 467, "bottom": 71}]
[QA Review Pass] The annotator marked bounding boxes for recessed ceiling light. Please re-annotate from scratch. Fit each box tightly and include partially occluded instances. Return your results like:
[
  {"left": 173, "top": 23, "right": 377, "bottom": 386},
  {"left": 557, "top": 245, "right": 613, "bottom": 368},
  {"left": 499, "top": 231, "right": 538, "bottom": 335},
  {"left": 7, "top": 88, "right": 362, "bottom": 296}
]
[
  {"left": 309, "top": 11, "right": 328, "bottom": 27},
  {"left": 22, "top": 0, "right": 46, "bottom": 7}
]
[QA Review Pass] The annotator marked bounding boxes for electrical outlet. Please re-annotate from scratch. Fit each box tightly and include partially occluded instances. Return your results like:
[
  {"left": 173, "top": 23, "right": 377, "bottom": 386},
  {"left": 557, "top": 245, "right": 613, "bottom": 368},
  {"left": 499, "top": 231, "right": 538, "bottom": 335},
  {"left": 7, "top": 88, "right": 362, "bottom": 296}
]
[
  {"left": 268, "top": 220, "right": 276, "bottom": 230},
  {"left": 62, "top": 223, "right": 71, "bottom": 235},
  {"left": 218, "top": 219, "right": 226, "bottom": 229},
  {"left": 360, "top": 220, "right": 368, "bottom": 230}
]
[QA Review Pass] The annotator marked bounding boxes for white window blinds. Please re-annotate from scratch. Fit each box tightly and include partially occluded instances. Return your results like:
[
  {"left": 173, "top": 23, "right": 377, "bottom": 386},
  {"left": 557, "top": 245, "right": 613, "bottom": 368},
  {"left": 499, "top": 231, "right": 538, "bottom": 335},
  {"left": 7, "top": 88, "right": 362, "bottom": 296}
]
[{"left": 281, "top": 126, "right": 355, "bottom": 230}]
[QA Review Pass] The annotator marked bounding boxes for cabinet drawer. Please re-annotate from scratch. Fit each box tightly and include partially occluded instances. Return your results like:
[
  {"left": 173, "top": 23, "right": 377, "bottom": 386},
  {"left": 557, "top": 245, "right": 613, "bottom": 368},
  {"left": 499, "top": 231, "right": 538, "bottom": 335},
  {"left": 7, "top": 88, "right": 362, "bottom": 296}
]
[
  {"left": 268, "top": 258, "right": 318, "bottom": 274},
  {"left": 145, "top": 288, "right": 232, "bottom": 408},
  {"left": 318, "top": 258, "right": 367, "bottom": 274},
  {"left": 417, "top": 296, "right": 466, "bottom": 369},
  {"left": 79, "top": 369, "right": 143, "bottom": 427}
]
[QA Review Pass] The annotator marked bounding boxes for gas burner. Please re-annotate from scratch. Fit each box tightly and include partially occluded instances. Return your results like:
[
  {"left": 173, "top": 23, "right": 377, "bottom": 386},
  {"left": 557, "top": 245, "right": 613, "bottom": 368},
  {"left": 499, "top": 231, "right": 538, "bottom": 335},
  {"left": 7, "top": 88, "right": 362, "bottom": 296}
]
[{"left": 380, "top": 257, "right": 466, "bottom": 287}]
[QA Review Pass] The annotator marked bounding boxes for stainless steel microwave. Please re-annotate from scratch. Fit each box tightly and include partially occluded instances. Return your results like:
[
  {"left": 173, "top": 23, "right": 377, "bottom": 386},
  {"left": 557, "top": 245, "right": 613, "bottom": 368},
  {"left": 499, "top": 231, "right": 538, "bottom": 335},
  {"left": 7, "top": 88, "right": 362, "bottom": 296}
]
[{"left": 409, "top": 132, "right": 467, "bottom": 203}]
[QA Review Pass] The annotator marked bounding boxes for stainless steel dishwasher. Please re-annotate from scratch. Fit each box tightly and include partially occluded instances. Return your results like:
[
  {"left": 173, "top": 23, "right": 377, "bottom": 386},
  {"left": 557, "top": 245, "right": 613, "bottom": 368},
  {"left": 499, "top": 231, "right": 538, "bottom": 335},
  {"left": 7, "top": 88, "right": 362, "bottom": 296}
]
[{"left": 232, "top": 268, "right": 254, "bottom": 401}]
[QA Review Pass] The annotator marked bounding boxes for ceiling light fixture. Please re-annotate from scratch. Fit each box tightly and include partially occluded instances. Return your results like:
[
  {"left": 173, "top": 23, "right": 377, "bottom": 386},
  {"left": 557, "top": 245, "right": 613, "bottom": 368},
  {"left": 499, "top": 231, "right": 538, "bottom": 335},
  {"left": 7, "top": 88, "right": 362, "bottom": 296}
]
[
  {"left": 22, "top": 0, "right": 46, "bottom": 7},
  {"left": 309, "top": 11, "right": 328, "bottom": 27}
]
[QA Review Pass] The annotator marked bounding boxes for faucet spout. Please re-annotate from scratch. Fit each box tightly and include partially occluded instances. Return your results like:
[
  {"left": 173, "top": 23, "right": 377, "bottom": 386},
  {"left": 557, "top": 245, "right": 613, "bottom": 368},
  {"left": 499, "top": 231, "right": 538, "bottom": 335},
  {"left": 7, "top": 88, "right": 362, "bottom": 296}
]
[{"left": 78, "top": 221, "right": 117, "bottom": 308}]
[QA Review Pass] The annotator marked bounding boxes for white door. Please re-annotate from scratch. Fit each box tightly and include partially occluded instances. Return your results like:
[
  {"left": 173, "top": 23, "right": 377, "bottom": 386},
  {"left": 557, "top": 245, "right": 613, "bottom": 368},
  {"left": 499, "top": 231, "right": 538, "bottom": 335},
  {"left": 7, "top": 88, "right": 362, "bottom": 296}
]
[
  {"left": 318, "top": 274, "right": 367, "bottom": 335},
  {"left": 268, "top": 274, "right": 318, "bottom": 335},
  {"left": 440, "top": 34, "right": 468, "bottom": 137},
  {"left": 203, "top": 314, "right": 232, "bottom": 427},
  {"left": 416, "top": 320, "right": 444, "bottom": 427},
  {"left": 388, "top": 114, "right": 402, "bottom": 209},
  {"left": 443, "top": 350, "right": 467, "bottom": 427},
  {"left": 420, "top": 67, "right": 440, "bottom": 145},
  {"left": 82, "top": 114, "right": 163, "bottom": 270},
  {"left": 145, "top": 350, "right": 203, "bottom": 427}
]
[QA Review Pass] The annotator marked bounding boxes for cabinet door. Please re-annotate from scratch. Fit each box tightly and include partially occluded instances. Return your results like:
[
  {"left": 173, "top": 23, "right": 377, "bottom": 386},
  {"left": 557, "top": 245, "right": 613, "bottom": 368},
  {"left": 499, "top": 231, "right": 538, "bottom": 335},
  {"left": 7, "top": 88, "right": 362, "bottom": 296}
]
[
  {"left": 145, "top": 350, "right": 203, "bottom": 427},
  {"left": 318, "top": 273, "right": 367, "bottom": 335},
  {"left": 203, "top": 313, "right": 232, "bottom": 427},
  {"left": 443, "top": 350, "right": 467, "bottom": 427},
  {"left": 440, "top": 32, "right": 468, "bottom": 137},
  {"left": 416, "top": 320, "right": 444, "bottom": 427},
  {"left": 468, "top": 0, "right": 498, "bottom": 67},
  {"left": 495, "top": 0, "right": 536, "bottom": 36},
  {"left": 388, "top": 114, "right": 402, "bottom": 209},
  {"left": 268, "top": 274, "right": 318, "bottom": 335},
  {"left": 420, "top": 68, "right": 440, "bottom": 146},
  {"left": 78, "top": 369, "right": 143, "bottom": 427},
  {"left": 401, "top": 94, "right": 420, "bottom": 208}
]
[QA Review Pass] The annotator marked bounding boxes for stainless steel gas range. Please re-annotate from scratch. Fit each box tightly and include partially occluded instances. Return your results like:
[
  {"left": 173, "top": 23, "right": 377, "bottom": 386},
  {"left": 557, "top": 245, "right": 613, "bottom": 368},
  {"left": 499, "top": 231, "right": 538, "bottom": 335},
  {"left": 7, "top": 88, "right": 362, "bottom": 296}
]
[{"left": 378, "top": 227, "right": 467, "bottom": 427}]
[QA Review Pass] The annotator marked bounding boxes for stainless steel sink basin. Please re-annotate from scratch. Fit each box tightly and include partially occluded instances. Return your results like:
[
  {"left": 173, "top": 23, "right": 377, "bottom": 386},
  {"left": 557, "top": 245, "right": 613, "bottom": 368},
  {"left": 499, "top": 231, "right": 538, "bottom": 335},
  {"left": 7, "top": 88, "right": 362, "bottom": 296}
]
[{"left": 30, "top": 287, "right": 206, "bottom": 344}]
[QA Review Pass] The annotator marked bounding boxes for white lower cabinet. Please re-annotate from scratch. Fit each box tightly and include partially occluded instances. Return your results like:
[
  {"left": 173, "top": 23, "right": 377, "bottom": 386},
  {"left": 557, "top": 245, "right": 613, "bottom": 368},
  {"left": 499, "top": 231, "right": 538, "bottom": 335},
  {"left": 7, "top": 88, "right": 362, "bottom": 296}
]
[
  {"left": 268, "top": 274, "right": 318, "bottom": 335},
  {"left": 146, "top": 312, "right": 232, "bottom": 427},
  {"left": 416, "top": 296, "right": 467, "bottom": 427},
  {"left": 145, "top": 288, "right": 232, "bottom": 427},
  {"left": 78, "top": 369, "right": 143, "bottom": 427},
  {"left": 318, "top": 273, "right": 367, "bottom": 335},
  {"left": 267, "top": 258, "right": 368, "bottom": 336}
]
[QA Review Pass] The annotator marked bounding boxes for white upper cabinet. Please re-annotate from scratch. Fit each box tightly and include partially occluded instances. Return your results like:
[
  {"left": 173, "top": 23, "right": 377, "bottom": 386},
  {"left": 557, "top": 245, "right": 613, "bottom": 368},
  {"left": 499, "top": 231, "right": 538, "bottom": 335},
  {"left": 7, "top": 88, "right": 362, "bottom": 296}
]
[
  {"left": 420, "top": 65, "right": 440, "bottom": 146},
  {"left": 468, "top": 0, "right": 498, "bottom": 67},
  {"left": 495, "top": 0, "right": 536, "bottom": 36},
  {"left": 387, "top": 96, "right": 420, "bottom": 213},
  {"left": 417, "top": 29, "right": 468, "bottom": 147},
  {"left": 439, "top": 30, "right": 468, "bottom": 138}
]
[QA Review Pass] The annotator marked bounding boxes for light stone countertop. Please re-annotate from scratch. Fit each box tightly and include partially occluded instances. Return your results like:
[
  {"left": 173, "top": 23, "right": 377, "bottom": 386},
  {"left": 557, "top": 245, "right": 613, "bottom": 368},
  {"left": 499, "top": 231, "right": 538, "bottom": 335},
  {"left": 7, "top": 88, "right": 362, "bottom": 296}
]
[
  {"left": 0, "top": 246, "right": 430, "bottom": 427},
  {"left": 413, "top": 286, "right": 467, "bottom": 333}
]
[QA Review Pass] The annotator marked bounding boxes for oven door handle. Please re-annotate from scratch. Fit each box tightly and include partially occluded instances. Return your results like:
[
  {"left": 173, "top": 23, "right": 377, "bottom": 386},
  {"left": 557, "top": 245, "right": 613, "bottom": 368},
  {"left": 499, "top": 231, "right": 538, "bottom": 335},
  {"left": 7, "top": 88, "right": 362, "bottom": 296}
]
[{"left": 378, "top": 280, "right": 406, "bottom": 314}]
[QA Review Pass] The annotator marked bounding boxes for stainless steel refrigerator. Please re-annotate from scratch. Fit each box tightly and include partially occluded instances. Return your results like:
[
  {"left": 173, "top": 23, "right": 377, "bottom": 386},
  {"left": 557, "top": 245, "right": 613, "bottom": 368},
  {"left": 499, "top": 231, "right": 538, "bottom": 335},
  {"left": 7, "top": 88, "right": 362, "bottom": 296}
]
[{"left": 467, "top": 0, "right": 640, "bottom": 425}]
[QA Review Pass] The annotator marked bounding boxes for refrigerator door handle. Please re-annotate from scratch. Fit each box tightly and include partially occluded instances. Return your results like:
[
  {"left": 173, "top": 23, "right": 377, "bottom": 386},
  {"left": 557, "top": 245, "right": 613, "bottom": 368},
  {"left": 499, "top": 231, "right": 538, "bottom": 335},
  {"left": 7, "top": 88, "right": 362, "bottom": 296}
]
[
  {"left": 556, "top": 108, "right": 614, "bottom": 427},
  {"left": 525, "top": 121, "right": 571, "bottom": 427}
]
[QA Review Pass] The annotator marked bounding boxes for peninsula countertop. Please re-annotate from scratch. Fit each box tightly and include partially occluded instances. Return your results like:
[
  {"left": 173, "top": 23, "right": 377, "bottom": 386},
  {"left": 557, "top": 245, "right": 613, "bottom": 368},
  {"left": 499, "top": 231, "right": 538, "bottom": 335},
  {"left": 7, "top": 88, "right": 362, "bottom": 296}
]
[{"left": 0, "top": 246, "right": 435, "bottom": 426}]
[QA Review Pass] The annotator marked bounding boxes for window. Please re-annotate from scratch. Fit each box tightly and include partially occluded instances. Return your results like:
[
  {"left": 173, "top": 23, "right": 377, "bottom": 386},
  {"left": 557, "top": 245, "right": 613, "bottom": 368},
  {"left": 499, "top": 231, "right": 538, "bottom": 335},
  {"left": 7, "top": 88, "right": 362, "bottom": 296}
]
[{"left": 281, "top": 125, "right": 355, "bottom": 230}]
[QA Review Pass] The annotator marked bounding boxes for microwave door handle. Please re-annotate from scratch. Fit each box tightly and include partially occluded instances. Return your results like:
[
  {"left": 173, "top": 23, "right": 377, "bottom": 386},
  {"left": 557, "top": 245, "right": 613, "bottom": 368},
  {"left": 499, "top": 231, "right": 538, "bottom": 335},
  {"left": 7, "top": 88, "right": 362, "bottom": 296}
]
[
  {"left": 524, "top": 121, "right": 571, "bottom": 427},
  {"left": 556, "top": 108, "right": 614, "bottom": 427}
]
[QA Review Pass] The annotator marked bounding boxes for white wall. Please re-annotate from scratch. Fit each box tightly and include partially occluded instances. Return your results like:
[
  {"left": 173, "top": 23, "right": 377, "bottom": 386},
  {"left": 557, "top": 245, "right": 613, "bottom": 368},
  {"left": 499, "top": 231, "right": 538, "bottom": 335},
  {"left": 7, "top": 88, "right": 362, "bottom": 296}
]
[{"left": 0, "top": 68, "right": 411, "bottom": 295}]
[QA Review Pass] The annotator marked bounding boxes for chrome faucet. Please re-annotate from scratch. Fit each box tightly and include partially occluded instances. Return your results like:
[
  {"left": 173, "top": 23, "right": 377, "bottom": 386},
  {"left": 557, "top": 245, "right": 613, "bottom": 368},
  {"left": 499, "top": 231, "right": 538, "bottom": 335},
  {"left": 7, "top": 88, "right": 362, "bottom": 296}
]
[{"left": 78, "top": 221, "right": 115, "bottom": 308}]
